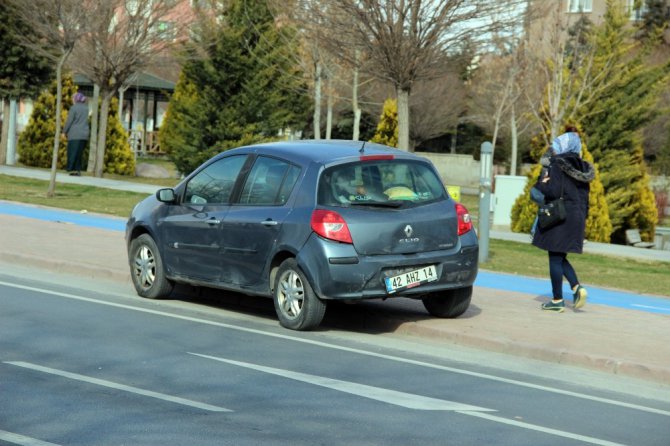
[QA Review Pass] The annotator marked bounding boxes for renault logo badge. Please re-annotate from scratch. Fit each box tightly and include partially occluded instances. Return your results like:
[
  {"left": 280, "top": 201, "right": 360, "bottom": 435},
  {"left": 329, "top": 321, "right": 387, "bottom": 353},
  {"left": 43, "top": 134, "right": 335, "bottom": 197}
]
[{"left": 404, "top": 225, "right": 413, "bottom": 237}]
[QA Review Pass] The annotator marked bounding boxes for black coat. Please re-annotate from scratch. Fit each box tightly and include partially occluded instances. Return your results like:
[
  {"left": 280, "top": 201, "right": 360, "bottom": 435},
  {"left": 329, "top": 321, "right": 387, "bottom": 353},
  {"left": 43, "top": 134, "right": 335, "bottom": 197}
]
[{"left": 532, "top": 153, "right": 594, "bottom": 254}]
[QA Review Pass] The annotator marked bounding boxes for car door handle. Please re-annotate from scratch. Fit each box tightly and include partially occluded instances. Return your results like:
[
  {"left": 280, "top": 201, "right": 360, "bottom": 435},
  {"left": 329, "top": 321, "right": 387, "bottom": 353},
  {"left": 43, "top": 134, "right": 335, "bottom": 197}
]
[
  {"left": 205, "top": 219, "right": 221, "bottom": 225},
  {"left": 261, "top": 220, "right": 278, "bottom": 226}
]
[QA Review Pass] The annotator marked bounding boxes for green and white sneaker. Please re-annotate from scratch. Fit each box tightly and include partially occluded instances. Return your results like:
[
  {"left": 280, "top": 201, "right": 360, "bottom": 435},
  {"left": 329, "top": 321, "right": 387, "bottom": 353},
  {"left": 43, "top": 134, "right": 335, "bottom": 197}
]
[
  {"left": 541, "top": 300, "right": 565, "bottom": 312},
  {"left": 573, "top": 285, "right": 588, "bottom": 310}
]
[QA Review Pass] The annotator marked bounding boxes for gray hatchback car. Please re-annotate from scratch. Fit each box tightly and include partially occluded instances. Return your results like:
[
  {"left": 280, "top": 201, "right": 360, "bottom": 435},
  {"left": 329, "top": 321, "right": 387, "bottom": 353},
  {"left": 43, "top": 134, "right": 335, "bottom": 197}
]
[{"left": 126, "top": 140, "right": 478, "bottom": 330}]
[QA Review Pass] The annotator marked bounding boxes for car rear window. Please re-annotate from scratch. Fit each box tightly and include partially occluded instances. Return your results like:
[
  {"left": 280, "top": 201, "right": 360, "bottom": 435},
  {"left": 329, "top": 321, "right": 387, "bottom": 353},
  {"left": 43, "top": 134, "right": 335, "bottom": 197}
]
[{"left": 318, "top": 160, "right": 446, "bottom": 207}]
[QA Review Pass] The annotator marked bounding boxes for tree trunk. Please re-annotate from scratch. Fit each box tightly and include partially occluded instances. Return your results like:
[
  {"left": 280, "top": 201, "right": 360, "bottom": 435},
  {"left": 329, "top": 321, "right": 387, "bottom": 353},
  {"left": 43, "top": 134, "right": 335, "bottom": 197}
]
[
  {"left": 352, "top": 61, "right": 360, "bottom": 141},
  {"left": 94, "top": 92, "right": 113, "bottom": 178},
  {"left": 0, "top": 99, "right": 8, "bottom": 164},
  {"left": 326, "top": 75, "right": 333, "bottom": 140},
  {"left": 47, "top": 52, "right": 71, "bottom": 197},
  {"left": 313, "top": 62, "right": 322, "bottom": 140},
  {"left": 397, "top": 88, "right": 410, "bottom": 151},
  {"left": 87, "top": 83, "right": 100, "bottom": 173},
  {"left": 6, "top": 99, "right": 18, "bottom": 165},
  {"left": 491, "top": 120, "right": 500, "bottom": 162},
  {"left": 510, "top": 108, "right": 518, "bottom": 176},
  {"left": 450, "top": 125, "right": 457, "bottom": 154}
]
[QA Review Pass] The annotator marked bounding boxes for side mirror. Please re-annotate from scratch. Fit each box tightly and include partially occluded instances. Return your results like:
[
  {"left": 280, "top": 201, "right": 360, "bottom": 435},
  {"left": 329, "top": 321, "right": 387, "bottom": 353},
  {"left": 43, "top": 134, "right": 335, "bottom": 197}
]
[{"left": 156, "top": 188, "right": 176, "bottom": 203}]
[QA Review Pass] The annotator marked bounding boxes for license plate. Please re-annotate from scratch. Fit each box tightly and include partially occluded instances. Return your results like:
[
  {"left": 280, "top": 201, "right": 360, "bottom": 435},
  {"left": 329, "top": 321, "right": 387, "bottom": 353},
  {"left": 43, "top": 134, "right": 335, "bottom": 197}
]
[{"left": 384, "top": 265, "right": 438, "bottom": 294}]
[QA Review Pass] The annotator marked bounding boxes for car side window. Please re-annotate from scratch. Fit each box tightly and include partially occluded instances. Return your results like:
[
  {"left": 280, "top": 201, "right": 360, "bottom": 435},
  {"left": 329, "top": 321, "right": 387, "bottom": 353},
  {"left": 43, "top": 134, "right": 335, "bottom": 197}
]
[
  {"left": 239, "top": 157, "right": 299, "bottom": 205},
  {"left": 184, "top": 155, "right": 247, "bottom": 205}
]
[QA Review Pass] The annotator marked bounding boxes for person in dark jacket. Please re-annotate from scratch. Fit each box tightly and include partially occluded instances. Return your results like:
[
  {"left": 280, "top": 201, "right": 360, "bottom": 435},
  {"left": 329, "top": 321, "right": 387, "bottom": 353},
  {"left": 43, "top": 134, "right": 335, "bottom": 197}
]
[
  {"left": 63, "top": 92, "right": 90, "bottom": 176},
  {"left": 532, "top": 129, "right": 594, "bottom": 312}
]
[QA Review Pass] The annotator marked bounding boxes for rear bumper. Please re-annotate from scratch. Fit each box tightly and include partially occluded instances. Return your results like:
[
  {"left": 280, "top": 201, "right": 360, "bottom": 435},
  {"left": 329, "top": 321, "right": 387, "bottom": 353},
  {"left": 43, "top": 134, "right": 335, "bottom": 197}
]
[{"left": 297, "top": 233, "right": 478, "bottom": 300}]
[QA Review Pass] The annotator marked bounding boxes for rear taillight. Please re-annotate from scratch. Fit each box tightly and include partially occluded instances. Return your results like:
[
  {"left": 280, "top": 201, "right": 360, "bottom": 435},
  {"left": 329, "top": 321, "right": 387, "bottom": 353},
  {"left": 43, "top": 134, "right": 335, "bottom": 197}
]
[
  {"left": 311, "top": 210, "right": 353, "bottom": 244},
  {"left": 455, "top": 203, "right": 473, "bottom": 236}
]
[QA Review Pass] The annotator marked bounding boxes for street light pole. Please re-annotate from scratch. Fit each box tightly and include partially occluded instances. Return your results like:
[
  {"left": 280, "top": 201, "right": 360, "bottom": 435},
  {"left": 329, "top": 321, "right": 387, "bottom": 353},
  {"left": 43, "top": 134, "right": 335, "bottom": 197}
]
[{"left": 479, "top": 141, "right": 493, "bottom": 264}]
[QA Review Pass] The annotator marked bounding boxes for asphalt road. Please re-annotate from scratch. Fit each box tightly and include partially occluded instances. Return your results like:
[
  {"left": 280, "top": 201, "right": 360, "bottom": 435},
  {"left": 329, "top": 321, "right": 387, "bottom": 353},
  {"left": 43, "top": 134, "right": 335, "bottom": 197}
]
[{"left": 2, "top": 269, "right": 669, "bottom": 446}]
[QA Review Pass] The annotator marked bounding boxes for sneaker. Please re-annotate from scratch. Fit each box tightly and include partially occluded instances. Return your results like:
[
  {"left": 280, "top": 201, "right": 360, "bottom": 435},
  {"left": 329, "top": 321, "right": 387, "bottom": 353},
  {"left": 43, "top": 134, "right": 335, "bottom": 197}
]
[
  {"left": 541, "top": 300, "right": 565, "bottom": 312},
  {"left": 573, "top": 285, "right": 588, "bottom": 310}
]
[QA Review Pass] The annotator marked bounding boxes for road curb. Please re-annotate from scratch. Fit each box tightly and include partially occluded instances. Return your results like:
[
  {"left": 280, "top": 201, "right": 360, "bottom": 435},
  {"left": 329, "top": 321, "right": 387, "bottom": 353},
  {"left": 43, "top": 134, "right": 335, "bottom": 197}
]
[
  {"left": 2, "top": 252, "right": 132, "bottom": 286},
  {"left": 388, "top": 320, "right": 670, "bottom": 384}
]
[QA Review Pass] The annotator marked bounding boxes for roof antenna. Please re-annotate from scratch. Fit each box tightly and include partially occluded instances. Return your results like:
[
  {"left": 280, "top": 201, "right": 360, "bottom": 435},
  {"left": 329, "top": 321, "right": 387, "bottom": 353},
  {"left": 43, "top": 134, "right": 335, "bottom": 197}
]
[{"left": 359, "top": 141, "right": 366, "bottom": 153}]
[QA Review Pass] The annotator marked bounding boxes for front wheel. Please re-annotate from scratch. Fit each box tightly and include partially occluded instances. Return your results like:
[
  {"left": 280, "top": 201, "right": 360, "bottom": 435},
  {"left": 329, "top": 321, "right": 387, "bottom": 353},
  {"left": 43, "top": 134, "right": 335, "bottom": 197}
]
[
  {"left": 129, "top": 233, "right": 173, "bottom": 299},
  {"left": 422, "top": 286, "right": 472, "bottom": 318},
  {"left": 273, "top": 259, "right": 326, "bottom": 331}
]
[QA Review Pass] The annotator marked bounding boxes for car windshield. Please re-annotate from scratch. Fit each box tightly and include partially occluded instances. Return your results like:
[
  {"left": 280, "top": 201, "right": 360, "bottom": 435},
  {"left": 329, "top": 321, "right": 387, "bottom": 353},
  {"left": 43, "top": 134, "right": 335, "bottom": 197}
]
[{"left": 318, "top": 160, "right": 446, "bottom": 207}]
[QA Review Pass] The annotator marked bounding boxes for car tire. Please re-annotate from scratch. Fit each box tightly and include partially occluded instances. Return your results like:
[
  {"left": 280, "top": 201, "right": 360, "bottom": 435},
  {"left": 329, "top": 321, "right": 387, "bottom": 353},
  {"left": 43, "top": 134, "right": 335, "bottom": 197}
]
[
  {"left": 274, "top": 258, "right": 326, "bottom": 331},
  {"left": 422, "top": 286, "right": 472, "bottom": 318},
  {"left": 129, "top": 233, "right": 174, "bottom": 299}
]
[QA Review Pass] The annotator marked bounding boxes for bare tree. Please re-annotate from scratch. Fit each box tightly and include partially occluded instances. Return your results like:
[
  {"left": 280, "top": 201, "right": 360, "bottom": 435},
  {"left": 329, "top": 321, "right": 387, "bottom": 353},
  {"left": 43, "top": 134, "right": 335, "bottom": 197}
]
[
  {"left": 524, "top": 1, "right": 623, "bottom": 144},
  {"left": 468, "top": 36, "right": 537, "bottom": 172},
  {"left": 289, "top": 0, "right": 373, "bottom": 140},
  {"left": 409, "top": 72, "right": 466, "bottom": 150},
  {"left": 72, "top": 0, "right": 188, "bottom": 177},
  {"left": 8, "top": 0, "right": 91, "bottom": 197},
  {"left": 308, "top": 0, "right": 527, "bottom": 151}
]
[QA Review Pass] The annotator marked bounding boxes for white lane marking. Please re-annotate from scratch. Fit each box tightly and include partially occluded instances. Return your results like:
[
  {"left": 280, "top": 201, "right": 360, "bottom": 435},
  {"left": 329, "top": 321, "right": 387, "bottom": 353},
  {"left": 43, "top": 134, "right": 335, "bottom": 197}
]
[
  {"left": 191, "top": 353, "right": 624, "bottom": 446},
  {"left": 0, "top": 430, "right": 61, "bottom": 446},
  {"left": 631, "top": 304, "right": 670, "bottom": 312},
  {"left": 2, "top": 280, "right": 668, "bottom": 417},
  {"left": 5, "top": 361, "right": 231, "bottom": 413},
  {"left": 458, "top": 411, "right": 625, "bottom": 446},
  {"left": 189, "top": 352, "right": 493, "bottom": 411}
]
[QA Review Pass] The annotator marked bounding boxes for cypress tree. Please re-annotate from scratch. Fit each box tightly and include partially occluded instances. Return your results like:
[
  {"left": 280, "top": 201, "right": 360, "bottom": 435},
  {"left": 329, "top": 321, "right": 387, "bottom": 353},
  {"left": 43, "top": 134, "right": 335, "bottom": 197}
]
[
  {"left": 582, "top": 51, "right": 667, "bottom": 243},
  {"left": 17, "top": 75, "right": 78, "bottom": 169},
  {"left": 370, "top": 98, "right": 399, "bottom": 148},
  {"left": 160, "top": 0, "right": 310, "bottom": 175},
  {"left": 598, "top": 146, "right": 658, "bottom": 243},
  {"left": 103, "top": 97, "right": 135, "bottom": 176},
  {"left": 0, "top": 3, "right": 53, "bottom": 99}
]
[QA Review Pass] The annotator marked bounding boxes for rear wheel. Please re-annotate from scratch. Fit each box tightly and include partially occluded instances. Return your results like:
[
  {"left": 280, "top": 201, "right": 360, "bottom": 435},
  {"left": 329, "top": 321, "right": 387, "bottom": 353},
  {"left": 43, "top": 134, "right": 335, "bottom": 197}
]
[
  {"left": 129, "top": 233, "right": 173, "bottom": 299},
  {"left": 422, "top": 286, "right": 472, "bottom": 318},
  {"left": 273, "top": 259, "right": 326, "bottom": 331}
]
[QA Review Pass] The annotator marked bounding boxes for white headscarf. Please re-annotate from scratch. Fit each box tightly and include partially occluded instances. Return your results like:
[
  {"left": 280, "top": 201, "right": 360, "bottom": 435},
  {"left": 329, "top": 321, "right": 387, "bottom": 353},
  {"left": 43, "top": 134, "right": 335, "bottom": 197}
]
[{"left": 551, "top": 132, "right": 581, "bottom": 156}]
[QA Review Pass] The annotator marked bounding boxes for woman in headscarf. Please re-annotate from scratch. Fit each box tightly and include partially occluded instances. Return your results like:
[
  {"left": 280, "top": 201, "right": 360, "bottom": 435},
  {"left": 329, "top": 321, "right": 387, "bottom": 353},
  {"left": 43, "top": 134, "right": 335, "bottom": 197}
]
[
  {"left": 532, "top": 126, "right": 595, "bottom": 312},
  {"left": 63, "top": 92, "right": 90, "bottom": 176}
]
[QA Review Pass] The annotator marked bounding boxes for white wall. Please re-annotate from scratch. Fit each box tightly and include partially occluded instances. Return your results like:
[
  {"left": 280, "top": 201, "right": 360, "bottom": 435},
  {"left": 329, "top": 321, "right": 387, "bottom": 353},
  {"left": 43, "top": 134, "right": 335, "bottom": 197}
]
[{"left": 416, "top": 152, "right": 480, "bottom": 189}]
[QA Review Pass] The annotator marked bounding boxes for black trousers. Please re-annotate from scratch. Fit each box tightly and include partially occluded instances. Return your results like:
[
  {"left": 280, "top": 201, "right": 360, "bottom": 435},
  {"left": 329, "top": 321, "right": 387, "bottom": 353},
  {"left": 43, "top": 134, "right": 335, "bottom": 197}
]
[
  {"left": 66, "top": 139, "right": 87, "bottom": 172},
  {"left": 548, "top": 251, "right": 579, "bottom": 300}
]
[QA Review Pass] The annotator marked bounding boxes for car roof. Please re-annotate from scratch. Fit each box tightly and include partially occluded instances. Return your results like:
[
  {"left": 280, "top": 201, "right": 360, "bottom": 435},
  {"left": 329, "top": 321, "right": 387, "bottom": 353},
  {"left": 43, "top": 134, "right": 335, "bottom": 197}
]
[{"left": 224, "top": 140, "right": 425, "bottom": 166}]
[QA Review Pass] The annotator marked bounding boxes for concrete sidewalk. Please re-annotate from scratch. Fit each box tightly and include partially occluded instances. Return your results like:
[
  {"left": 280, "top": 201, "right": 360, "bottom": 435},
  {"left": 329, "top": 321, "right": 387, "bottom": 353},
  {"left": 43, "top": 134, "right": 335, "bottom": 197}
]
[{"left": 1, "top": 165, "right": 669, "bottom": 384}]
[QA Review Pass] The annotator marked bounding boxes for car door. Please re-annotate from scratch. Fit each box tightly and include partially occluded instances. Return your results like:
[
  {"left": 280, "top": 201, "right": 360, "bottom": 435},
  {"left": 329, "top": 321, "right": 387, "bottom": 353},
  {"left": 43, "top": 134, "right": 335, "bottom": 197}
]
[
  {"left": 160, "top": 154, "right": 248, "bottom": 281},
  {"left": 219, "top": 156, "right": 301, "bottom": 289}
]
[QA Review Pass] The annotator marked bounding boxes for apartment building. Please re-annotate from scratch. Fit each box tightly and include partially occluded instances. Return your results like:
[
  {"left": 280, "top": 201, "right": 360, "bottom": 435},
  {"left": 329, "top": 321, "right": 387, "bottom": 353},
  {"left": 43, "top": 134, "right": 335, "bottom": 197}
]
[{"left": 564, "top": 0, "right": 654, "bottom": 23}]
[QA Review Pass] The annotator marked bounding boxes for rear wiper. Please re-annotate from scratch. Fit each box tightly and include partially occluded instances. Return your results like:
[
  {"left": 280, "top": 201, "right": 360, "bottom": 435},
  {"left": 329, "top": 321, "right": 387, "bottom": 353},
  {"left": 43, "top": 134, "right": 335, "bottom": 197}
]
[{"left": 349, "top": 200, "right": 405, "bottom": 208}]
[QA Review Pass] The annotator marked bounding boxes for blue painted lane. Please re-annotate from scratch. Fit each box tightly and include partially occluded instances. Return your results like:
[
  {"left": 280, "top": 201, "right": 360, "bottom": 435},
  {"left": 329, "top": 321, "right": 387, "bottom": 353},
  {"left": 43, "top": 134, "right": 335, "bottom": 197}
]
[
  {"left": 1, "top": 201, "right": 669, "bottom": 315},
  {"left": 476, "top": 271, "right": 670, "bottom": 315},
  {"left": 0, "top": 201, "right": 125, "bottom": 232}
]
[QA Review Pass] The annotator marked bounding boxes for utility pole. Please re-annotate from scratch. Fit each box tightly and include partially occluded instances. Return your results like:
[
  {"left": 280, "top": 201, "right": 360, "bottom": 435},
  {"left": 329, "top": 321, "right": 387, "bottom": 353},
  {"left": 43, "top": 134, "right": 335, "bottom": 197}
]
[{"left": 478, "top": 141, "right": 493, "bottom": 264}]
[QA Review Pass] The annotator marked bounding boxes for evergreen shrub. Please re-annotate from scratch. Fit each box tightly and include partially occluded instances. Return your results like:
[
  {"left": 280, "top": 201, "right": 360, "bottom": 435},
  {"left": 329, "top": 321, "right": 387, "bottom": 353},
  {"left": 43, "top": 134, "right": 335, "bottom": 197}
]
[{"left": 370, "top": 98, "right": 398, "bottom": 148}]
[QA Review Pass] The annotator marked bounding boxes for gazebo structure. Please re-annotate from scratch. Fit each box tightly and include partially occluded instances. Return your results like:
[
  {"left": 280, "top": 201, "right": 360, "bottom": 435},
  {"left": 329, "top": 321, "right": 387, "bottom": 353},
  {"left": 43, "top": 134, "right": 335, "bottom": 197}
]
[{"left": 74, "top": 72, "right": 175, "bottom": 156}]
